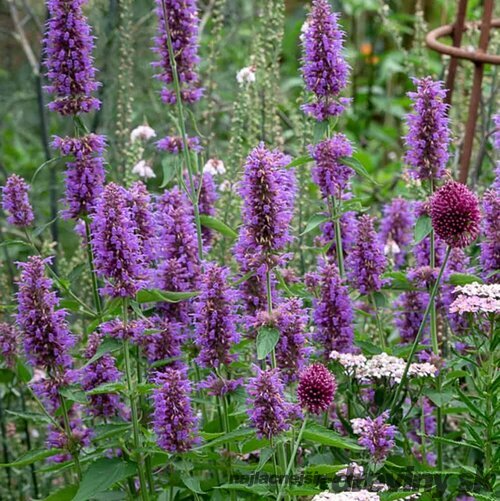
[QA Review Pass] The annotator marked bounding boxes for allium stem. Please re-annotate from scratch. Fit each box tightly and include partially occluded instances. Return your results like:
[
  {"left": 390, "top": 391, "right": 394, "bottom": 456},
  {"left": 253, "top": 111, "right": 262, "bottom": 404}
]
[
  {"left": 276, "top": 416, "right": 307, "bottom": 501},
  {"left": 160, "top": 0, "right": 203, "bottom": 262},
  {"left": 390, "top": 247, "right": 451, "bottom": 414},
  {"left": 84, "top": 220, "right": 102, "bottom": 319},
  {"left": 122, "top": 300, "right": 149, "bottom": 501}
]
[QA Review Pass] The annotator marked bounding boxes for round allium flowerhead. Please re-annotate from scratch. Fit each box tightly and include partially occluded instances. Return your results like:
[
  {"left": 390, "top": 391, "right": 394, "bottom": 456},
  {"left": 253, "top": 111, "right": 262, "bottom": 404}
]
[
  {"left": 429, "top": 181, "right": 481, "bottom": 248},
  {"left": 1, "top": 174, "right": 35, "bottom": 227},
  {"left": 297, "top": 363, "right": 336, "bottom": 414}
]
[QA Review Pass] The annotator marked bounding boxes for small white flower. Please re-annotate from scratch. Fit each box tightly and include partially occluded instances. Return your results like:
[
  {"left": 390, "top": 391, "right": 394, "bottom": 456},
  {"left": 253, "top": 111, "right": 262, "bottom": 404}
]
[
  {"left": 132, "top": 160, "right": 156, "bottom": 179},
  {"left": 336, "top": 462, "right": 364, "bottom": 480},
  {"left": 203, "top": 158, "right": 226, "bottom": 176},
  {"left": 236, "top": 66, "right": 256, "bottom": 86},
  {"left": 130, "top": 125, "right": 156, "bottom": 143},
  {"left": 300, "top": 20, "right": 310, "bottom": 42},
  {"left": 384, "top": 240, "right": 401, "bottom": 256}
]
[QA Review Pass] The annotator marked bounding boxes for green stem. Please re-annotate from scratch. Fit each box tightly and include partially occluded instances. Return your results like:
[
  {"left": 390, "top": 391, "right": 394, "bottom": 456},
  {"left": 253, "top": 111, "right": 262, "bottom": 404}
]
[
  {"left": 84, "top": 220, "right": 102, "bottom": 319},
  {"left": 160, "top": 0, "right": 203, "bottom": 262},
  {"left": 330, "top": 196, "right": 345, "bottom": 278},
  {"left": 390, "top": 247, "right": 451, "bottom": 414},
  {"left": 122, "top": 300, "right": 149, "bottom": 501},
  {"left": 276, "top": 417, "right": 307, "bottom": 501},
  {"left": 370, "top": 293, "right": 387, "bottom": 349},
  {"left": 265, "top": 270, "right": 278, "bottom": 369},
  {"left": 59, "top": 392, "right": 82, "bottom": 481}
]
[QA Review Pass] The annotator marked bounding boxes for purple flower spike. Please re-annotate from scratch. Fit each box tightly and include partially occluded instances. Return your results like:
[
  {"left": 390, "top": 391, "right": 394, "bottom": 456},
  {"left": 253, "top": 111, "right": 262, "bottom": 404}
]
[
  {"left": 43, "top": 0, "right": 101, "bottom": 115},
  {"left": 0, "top": 323, "right": 20, "bottom": 368},
  {"left": 346, "top": 215, "right": 387, "bottom": 294},
  {"left": 404, "top": 77, "right": 450, "bottom": 180},
  {"left": 151, "top": 368, "right": 199, "bottom": 453},
  {"left": 16, "top": 256, "right": 75, "bottom": 370},
  {"left": 480, "top": 188, "right": 500, "bottom": 282},
  {"left": 152, "top": 0, "right": 203, "bottom": 104},
  {"left": 309, "top": 134, "right": 354, "bottom": 198},
  {"left": 313, "top": 261, "right": 354, "bottom": 355},
  {"left": 301, "top": 0, "right": 350, "bottom": 120},
  {"left": 318, "top": 211, "right": 357, "bottom": 258},
  {"left": 2, "top": 174, "right": 35, "bottom": 227},
  {"left": 52, "top": 134, "right": 106, "bottom": 219},
  {"left": 91, "top": 183, "right": 146, "bottom": 297},
  {"left": 297, "top": 363, "right": 336, "bottom": 414},
  {"left": 235, "top": 143, "right": 296, "bottom": 272},
  {"left": 188, "top": 173, "right": 217, "bottom": 247},
  {"left": 156, "top": 135, "right": 203, "bottom": 154},
  {"left": 430, "top": 181, "right": 481, "bottom": 249},
  {"left": 194, "top": 263, "right": 240, "bottom": 368},
  {"left": 247, "top": 366, "right": 300, "bottom": 439}
]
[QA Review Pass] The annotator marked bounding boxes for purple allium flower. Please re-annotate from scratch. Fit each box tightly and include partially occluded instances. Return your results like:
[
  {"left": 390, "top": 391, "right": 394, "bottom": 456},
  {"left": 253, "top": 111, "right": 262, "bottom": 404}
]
[
  {"left": 300, "top": 0, "right": 350, "bottom": 120},
  {"left": 137, "top": 316, "right": 185, "bottom": 370},
  {"left": 480, "top": 189, "right": 500, "bottom": 282},
  {"left": 43, "top": 0, "right": 101, "bottom": 115},
  {"left": 1, "top": 174, "right": 34, "bottom": 227},
  {"left": 152, "top": 0, "right": 203, "bottom": 104},
  {"left": 297, "top": 363, "right": 336, "bottom": 414},
  {"left": 351, "top": 411, "right": 396, "bottom": 462},
  {"left": 404, "top": 77, "right": 450, "bottom": 180},
  {"left": 346, "top": 215, "right": 387, "bottom": 294},
  {"left": 198, "top": 374, "right": 243, "bottom": 397},
  {"left": 429, "top": 181, "right": 481, "bottom": 248},
  {"left": 395, "top": 289, "right": 429, "bottom": 343},
  {"left": 52, "top": 134, "right": 106, "bottom": 219},
  {"left": 91, "top": 183, "right": 146, "bottom": 297},
  {"left": 234, "top": 143, "right": 296, "bottom": 272},
  {"left": 247, "top": 366, "right": 300, "bottom": 439},
  {"left": 151, "top": 368, "right": 199, "bottom": 452},
  {"left": 128, "top": 181, "right": 157, "bottom": 262},
  {"left": 100, "top": 318, "right": 146, "bottom": 342},
  {"left": 156, "top": 135, "right": 203, "bottom": 154},
  {"left": 309, "top": 134, "right": 354, "bottom": 198},
  {"left": 274, "top": 298, "right": 311, "bottom": 383},
  {"left": 313, "top": 261, "right": 354, "bottom": 355},
  {"left": 0, "top": 322, "right": 19, "bottom": 368},
  {"left": 79, "top": 331, "right": 125, "bottom": 418},
  {"left": 380, "top": 198, "right": 415, "bottom": 268},
  {"left": 194, "top": 263, "right": 239, "bottom": 368},
  {"left": 16, "top": 256, "right": 75, "bottom": 370},
  {"left": 318, "top": 211, "right": 357, "bottom": 258}
]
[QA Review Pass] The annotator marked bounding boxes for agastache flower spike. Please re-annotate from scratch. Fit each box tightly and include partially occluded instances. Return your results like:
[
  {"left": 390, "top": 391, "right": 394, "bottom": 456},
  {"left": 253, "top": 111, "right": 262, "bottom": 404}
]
[
  {"left": 301, "top": 0, "right": 350, "bottom": 120},
  {"left": 480, "top": 188, "right": 500, "bottom": 282},
  {"left": 151, "top": 368, "right": 199, "bottom": 453},
  {"left": 313, "top": 261, "right": 354, "bottom": 355},
  {"left": 152, "top": 0, "right": 203, "bottom": 104},
  {"left": 16, "top": 256, "right": 75, "bottom": 370},
  {"left": 404, "top": 77, "right": 450, "bottom": 180},
  {"left": 52, "top": 134, "right": 106, "bottom": 219},
  {"left": 91, "top": 183, "right": 146, "bottom": 297},
  {"left": 1, "top": 174, "right": 34, "bottom": 227},
  {"left": 43, "top": 0, "right": 101, "bottom": 115},
  {"left": 194, "top": 263, "right": 240, "bottom": 368},
  {"left": 346, "top": 215, "right": 387, "bottom": 294},
  {"left": 0, "top": 323, "right": 20, "bottom": 368}
]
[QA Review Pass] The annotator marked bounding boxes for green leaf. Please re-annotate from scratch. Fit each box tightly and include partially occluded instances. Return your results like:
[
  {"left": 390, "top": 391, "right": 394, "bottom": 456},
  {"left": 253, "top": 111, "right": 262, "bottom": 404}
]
[
  {"left": 199, "top": 214, "right": 238, "bottom": 239},
  {"left": 382, "top": 271, "right": 413, "bottom": 291},
  {"left": 43, "top": 485, "right": 78, "bottom": 501},
  {"left": 135, "top": 288, "right": 199, "bottom": 304},
  {"left": 160, "top": 157, "right": 178, "bottom": 188},
  {"left": 303, "top": 423, "right": 363, "bottom": 450},
  {"left": 197, "top": 427, "right": 255, "bottom": 449},
  {"left": 256, "top": 447, "right": 275, "bottom": 472},
  {"left": 414, "top": 215, "right": 432, "bottom": 244},
  {"left": 82, "top": 337, "right": 122, "bottom": 368},
  {"left": 423, "top": 389, "right": 455, "bottom": 407},
  {"left": 286, "top": 486, "right": 322, "bottom": 496},
  {"left": 304, "top": 464, "right": 347, "bottom": 475},
  {"left": 73, "top": 458, "right": 137, "bottom": 501},
  {"left": 448, "top": 273, "right": 484, "bottom": 286},
  {"left": 85, "top": 381, "right": 126, "bottom": 396},
  {"left": 300, "top": 214, "right": 330, "bottom": 235},
  {"left": 5, "top": 410, "right": 51, "bottom": 424},
  {"left": 16, "top": 358, "right": 32, "bottom": 383},
  {"left": 0, "top": 448, "right": 63, "bottom": 467},
  {"left": 215, "top": 484, "right": 271, "bottom": 496},
  {"left": 341, "top": 156, "right": 378, "bottom": 184},
  {"left": 256, "top": 327, "right": 280, "bottom": 360},
  {"left": 182, "top": 476, "right": 204, "bottom": 494},
  {"left": 285, "top": 155, "right": 312, "bottom": 169}
]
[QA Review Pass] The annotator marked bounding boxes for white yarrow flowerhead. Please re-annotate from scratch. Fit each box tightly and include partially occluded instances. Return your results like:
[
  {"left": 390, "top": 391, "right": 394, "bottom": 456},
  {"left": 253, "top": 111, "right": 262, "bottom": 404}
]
[
  {"left": 130, "top": 125, "right": 156, "bottom": 143},
  {"left": 236, "top": 66, "right": 256, "bottom": 86},
  {"left": 203, "top": 158, "right": 226, "bottom": 176},
  {"left": 132, "top": 160, "right": 156, "bottom": 179},
  {"left": 312, "top": 490, "right": 380, "bottom": 501}
]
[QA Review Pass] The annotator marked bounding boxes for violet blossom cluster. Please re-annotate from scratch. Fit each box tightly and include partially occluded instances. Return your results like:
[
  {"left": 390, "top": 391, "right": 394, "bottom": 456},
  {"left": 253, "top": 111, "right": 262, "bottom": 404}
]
[
  {"left": 301, "top": 0, "right": 350, "bottom": 120},
  {"left": 0, "top": 322, "right": 19, "bottom": 368},
  {"left": 246, "top": 366, "right": 300, "bottom": 439},
  {"left": 194, "top": 263, "right": 240, "bottom": 368},
  {"left": 43, "top": 0, "right": 101, "bottom": 115},
  {"left": 91, "top": 183, "right": 147, "bottom": 297},
  {"left": 187, "top": 173, "right": 217, "bottom": 247},
  {"left": 403, "top": 77, "right": 450, "bottom": 180},
  {"left": 318, "top": 211, "right": 357, "bottom": 258},
  {"left": 1, "top": 174, "right": 34, "bottom": 227},
  {"left": 480, "top": 188, "right": 500, "bottom": 283},
  {"left": 198, "top": 374, "right": 243, "bottom": 397},
  {"left": 312, "top": 261, "right": 354, "bottom": 355},
  {"left": 156, "top": 135, "right": 202, "bottom": 154},
  {"left": 152, "top": 0, "right": 203, "bottom": 104},
  {"left": 408, "top": 397, "right": 436, "bottom": 466},
  {"left": 52, "top": 134, "right": 106, "bottom": 219}
]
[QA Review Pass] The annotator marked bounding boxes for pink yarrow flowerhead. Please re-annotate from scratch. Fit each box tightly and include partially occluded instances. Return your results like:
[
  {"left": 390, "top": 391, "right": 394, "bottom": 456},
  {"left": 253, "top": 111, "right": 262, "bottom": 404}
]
[
  {"left": 429, "top": 181, "right": 481, "bottom": 248},
  {"left": 2, "top": 174, "right": 34, "bottom": 227},
  {"left": 297, "top": 363, "right": 336, "bottom": 414}
]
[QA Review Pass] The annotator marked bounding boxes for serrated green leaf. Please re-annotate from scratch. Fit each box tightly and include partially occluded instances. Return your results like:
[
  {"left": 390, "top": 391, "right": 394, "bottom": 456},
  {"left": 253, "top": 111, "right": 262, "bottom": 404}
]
[
  {"left": 423, "top": 389, "right": 455, "bottom": 407},
  {"left": 304, "top": 464, "right": 347, "bottom": 475},
  {"left": 82, "top": 337, "right": 122, "bottom": 368},
  {"left": 256, "top": 327, "right": 280, "bottom": 360},
  {"left": 197, "top": 427, "right": 255, "bottom": 450},
  {"left": 199, "top": 214, "right": 238, "bottom": 238},
  {"left": 256, "top": 447, "right": 275, "bottom": 472},
  {"left": 414, "top": 215, "right": 432, "bottom": 244},
  {"left": 182, "top": 476, "right": 204, "bottom": 494},
  {"left": 86, "top": 381, "right": 126, "bottom": 396}
]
